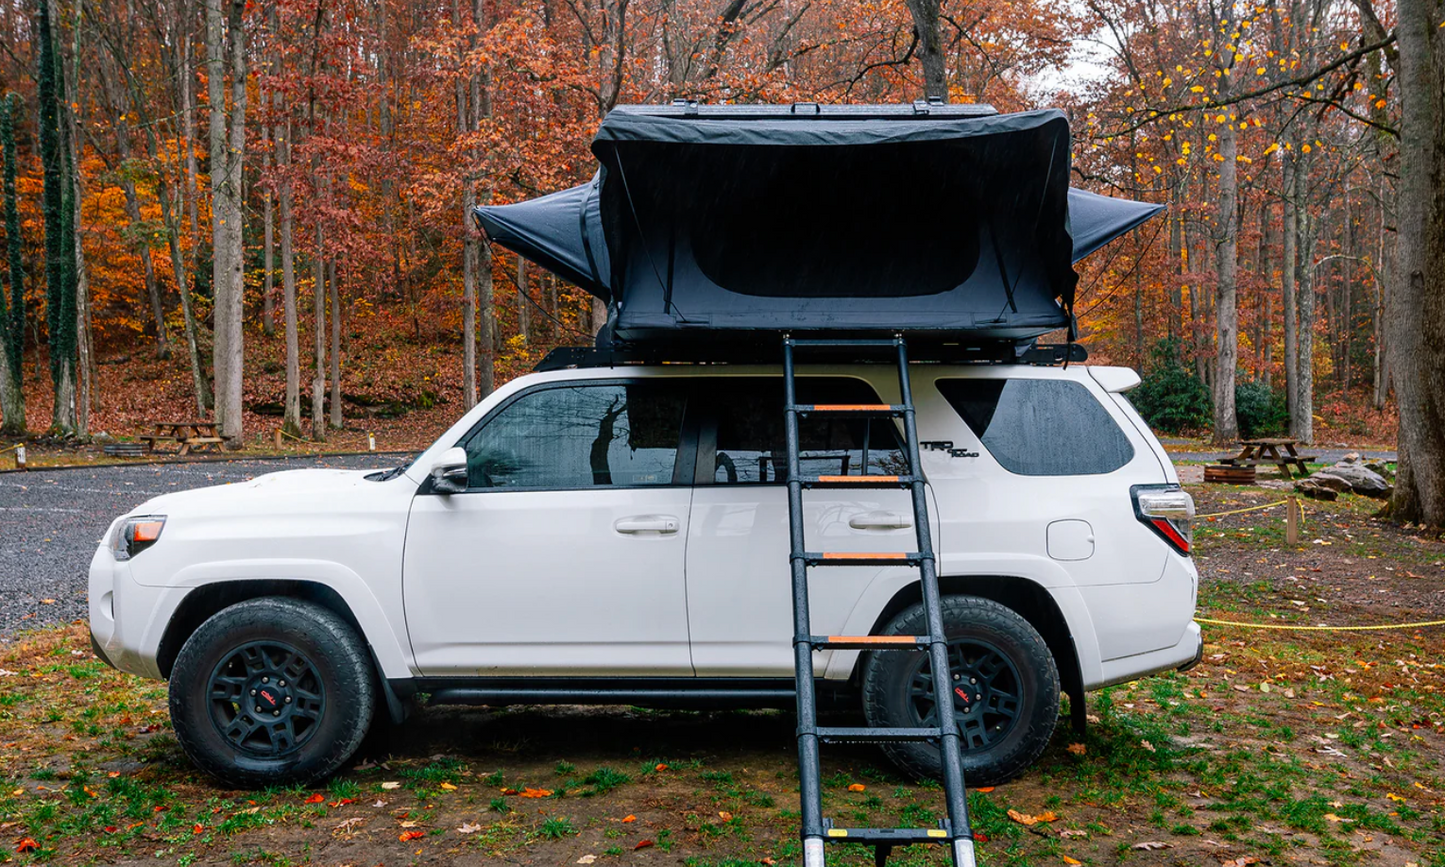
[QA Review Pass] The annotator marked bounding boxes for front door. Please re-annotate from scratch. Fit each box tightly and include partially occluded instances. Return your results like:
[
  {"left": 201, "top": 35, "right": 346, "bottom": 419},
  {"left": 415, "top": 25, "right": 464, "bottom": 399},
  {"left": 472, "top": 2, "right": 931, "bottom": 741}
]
[
  {"left": 685, "top": 376, "right": 923, "bottom": 676},
  {"left": 403, "top": 379, "right": 696, "bottom": 676}
]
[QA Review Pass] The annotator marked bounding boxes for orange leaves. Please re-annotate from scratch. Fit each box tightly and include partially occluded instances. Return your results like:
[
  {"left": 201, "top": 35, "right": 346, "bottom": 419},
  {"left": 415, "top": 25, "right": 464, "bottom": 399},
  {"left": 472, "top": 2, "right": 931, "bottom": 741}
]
[
  {"left": 1007, "top": 809, "right": 1060, "bottom": 826},
  {"left": 398, "top": 830, "right": 425, "bottom": 841},
  {"left": 14, "top": 838, "right": 39, "bottom": 854},
  {"left": 846, "top": 783, "right": 866, "bottom": 792},
  {"left": 633, "top": 839, "right": 654, "bottom": 850},
  {"left": 304, "top": 793, "right": 325, "bottom": 804},
  {"left": 499, "top": 786, "right": 552, "bottom": 798}
]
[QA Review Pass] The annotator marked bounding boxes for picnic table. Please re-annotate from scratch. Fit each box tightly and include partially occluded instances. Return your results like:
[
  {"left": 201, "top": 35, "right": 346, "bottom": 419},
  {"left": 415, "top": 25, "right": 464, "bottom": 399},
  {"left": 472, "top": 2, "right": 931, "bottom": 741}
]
[
  {"left": 138, "top": 420, "right": 225, "bottom": 456},
  {"left": 1216, "top": 437, "right": 1316, "bottom": 479}
]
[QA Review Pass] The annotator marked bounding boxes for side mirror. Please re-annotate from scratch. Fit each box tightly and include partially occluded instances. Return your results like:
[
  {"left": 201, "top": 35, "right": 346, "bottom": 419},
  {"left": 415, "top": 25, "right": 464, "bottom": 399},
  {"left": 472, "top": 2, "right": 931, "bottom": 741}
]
[{"left": 429, "top": 446, "right": 470, "bottom": 494}]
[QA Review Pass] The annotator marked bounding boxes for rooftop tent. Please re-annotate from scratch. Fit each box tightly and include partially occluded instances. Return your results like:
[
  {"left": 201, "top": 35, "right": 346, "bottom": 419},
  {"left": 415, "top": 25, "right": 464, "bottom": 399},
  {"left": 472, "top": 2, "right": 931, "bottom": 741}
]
[
  {"left": 474, "top": 103, "right": 1165, "bottom": 346},
  {"left": 1066, "top": 187, "right": 1165, "bottom": 261}
]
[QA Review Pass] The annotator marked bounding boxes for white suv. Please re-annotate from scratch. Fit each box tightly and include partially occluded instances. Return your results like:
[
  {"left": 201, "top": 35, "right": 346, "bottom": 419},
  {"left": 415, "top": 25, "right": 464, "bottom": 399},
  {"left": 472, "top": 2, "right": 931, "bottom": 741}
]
[{"left": 90, "top": 359, "right": 1200, "bottom": 788}]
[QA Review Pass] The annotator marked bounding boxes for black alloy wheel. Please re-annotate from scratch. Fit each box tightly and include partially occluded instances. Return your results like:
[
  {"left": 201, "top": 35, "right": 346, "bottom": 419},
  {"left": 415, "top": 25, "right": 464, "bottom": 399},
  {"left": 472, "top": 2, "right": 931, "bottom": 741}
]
[{"left": 208, "top": 640, "right": 327, "bottom": 757}]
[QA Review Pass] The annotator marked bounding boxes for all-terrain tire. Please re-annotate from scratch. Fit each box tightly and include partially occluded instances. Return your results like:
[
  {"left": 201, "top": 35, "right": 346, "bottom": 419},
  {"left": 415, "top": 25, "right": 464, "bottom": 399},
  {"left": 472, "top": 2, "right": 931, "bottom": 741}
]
[
  {"left": 861, "top": 595, "right": 1059, "bottom": 786},
  {"left": 169, "top": 597, "right": 376, "bottom": 788}
]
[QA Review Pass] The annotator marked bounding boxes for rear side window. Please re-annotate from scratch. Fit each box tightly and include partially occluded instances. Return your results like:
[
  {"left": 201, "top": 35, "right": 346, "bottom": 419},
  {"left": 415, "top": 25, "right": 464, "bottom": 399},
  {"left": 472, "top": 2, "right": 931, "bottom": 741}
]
[
  {"left": 935, "top": 378, "right": 1133, "bottom": 476},
  {"left": 703, "top": 378, "right": 906, "bottom": 484},
  {"left": 463, "top": 382, "right": 686, "bottom": 489}
]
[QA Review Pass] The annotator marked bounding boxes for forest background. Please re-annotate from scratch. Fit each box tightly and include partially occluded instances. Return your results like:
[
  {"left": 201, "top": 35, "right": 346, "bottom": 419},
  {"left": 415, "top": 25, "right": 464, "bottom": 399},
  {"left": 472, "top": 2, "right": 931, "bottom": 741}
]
[{"left": 0, "top": 0, "right": 1443, "bottom": 523}]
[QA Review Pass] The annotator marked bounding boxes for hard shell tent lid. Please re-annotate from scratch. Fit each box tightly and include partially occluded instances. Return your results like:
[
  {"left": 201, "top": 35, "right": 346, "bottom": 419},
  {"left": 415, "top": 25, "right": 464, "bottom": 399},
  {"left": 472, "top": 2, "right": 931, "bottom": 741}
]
[{"left": 475, "top": 103, "right": 1164, "bottom": 345}]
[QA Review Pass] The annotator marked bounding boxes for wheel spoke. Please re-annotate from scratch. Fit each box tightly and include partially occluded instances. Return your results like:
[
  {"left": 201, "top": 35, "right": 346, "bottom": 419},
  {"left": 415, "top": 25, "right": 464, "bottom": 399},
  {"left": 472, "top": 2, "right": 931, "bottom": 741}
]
[
  {"left": 210, "top": 675, "right": 246, "bottom": 701},
  {"left": 906, "top": 639, "right": 1023, "bottom": 751}
]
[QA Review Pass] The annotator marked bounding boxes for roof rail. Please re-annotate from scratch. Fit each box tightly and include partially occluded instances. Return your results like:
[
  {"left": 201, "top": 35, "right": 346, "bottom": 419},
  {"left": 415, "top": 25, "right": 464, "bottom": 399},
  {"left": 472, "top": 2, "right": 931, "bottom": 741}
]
[{"left": 534, "top": 341, "right": 1086, "bottom": 372}]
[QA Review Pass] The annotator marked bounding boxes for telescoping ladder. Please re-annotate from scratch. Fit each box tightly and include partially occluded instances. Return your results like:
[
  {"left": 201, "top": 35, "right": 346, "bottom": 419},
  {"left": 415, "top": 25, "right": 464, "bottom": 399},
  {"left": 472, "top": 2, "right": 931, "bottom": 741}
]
[{"left": 783, "top": 335, "right": 976, "bottom": 867}]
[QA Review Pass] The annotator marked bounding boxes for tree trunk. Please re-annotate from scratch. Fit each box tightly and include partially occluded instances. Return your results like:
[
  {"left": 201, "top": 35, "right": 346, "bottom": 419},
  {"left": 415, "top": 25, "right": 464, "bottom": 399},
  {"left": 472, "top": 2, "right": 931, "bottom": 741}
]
[
  {"left": 1212, "top": 113, "right": 1239, "bottom": 444},
  {"left": 1388, "top": 0, "right": 1445, "bottom": 525},
  {"left": 902, "top": 0, "right": 946, "bottom": 101},
  {"left": 261, "top": 114, "right": 275, "bottom": 337},
  {"left": 0, "top": 93, "right": 25, "bottom": 434},
  {"left": 207, "top": 0, "right": 246, "bottom": 447},
  {"left": 277, "top": 98, "right": 301, "bottom": 436},
  {"left": 1282, "top": 150, "right": 1299, "bottom": 428},
  {"left": 311, "top": 239, "right": 326, "bottom": 442},
  {"left": 516, "top": 257, "right": 530, "bottom": 342},
  {"left": 64, "top": 0, "right": 91, "bottom": 434},
  {"left": 1294, "top": 155, "right": 1316, "bottom": 445},
  {"left": 37, "top": 0, "right": 76, "bottom": 435},
  {"left": 329, "top": 260, "right": 341, "bottom": 429}
]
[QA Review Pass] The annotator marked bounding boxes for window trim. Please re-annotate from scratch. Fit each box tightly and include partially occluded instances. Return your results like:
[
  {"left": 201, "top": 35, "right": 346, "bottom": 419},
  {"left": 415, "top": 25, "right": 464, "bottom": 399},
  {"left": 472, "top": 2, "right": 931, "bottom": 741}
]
[
  {"left": 435, "top": 378, "right": 699, "bottom": 494},
  {"left": 934, "top": 376, "right": 1136, "bottom": 477}
]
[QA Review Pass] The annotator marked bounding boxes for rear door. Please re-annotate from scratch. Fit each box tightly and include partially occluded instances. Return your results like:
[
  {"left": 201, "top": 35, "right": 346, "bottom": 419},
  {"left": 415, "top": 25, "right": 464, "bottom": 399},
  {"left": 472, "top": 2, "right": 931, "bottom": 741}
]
[{"left": 684, "top": 375, "right": 922, "bottom": 677}]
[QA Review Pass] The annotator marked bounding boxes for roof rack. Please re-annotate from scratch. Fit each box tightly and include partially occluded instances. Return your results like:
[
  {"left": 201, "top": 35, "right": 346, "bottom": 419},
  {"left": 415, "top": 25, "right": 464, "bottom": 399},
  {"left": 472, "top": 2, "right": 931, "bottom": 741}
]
[{"left": 534, "top": 340, "right": 1086, "bottom": 372}]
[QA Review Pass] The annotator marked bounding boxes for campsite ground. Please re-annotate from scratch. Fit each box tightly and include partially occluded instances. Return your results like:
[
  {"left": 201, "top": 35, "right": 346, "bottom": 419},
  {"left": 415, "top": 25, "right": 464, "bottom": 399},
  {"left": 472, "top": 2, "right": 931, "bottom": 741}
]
[{"left": 1, "top": 475, "right": 1442, "bottom": 866}]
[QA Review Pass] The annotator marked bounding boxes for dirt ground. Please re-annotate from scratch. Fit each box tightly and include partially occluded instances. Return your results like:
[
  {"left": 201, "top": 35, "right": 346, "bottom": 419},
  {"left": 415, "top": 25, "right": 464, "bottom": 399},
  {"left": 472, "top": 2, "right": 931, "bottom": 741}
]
[{"left": 1, "top": 482, "right": 1442, "bottom": 866}]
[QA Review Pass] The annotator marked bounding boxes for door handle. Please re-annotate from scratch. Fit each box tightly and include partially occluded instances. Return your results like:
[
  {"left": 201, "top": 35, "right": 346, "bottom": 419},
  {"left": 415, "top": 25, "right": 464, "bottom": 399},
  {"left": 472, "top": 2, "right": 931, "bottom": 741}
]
[
  {"left": 848, "top": 511, "right": 913, "bottom": 531},
  {"left": 614, "top": 515, "right": 680, "bottom": 535}
]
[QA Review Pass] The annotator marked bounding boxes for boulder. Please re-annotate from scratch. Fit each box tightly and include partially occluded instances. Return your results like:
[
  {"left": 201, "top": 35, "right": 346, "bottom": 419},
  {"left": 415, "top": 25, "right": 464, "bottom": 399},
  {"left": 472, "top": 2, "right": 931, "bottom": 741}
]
[
  {"left": 1364, "top": 459, "right": 1394, "bottom": 480},
  {"left": 1340, "top": 452, "right": 1362, "bottom": 464},
  {"left": 1306, "top": 473, "right": 1351, "bottom": 493},
  {"left": 1294, "top": 479, "right": 1339, "bottom": 501},
  {"left": 1312, "top": 461, "right": 1392, "bottom": 498}
]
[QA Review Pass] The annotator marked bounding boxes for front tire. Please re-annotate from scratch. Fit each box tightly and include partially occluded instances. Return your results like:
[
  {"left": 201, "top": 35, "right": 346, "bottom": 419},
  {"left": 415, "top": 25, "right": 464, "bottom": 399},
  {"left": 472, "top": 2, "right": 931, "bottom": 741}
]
[
  {"left": 861, "top": 595, "right": 1059, "bottom": 785},
  {"left": 169, "top": 597, "right": 376, "bottom": 788}
]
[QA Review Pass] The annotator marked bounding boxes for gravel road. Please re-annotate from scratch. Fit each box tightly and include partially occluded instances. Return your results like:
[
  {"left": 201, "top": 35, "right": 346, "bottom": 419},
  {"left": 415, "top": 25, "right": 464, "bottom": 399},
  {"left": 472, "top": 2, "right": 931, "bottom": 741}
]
[{"left": 0, "top": 454, "right": 409, "bottom": 638}]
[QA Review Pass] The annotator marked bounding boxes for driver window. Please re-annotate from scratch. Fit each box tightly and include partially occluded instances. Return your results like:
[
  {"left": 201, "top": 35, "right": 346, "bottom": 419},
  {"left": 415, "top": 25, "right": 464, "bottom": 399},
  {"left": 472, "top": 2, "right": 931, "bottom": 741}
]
[{"left": 463, "top": 382, "right": 686, "bottom": 489}]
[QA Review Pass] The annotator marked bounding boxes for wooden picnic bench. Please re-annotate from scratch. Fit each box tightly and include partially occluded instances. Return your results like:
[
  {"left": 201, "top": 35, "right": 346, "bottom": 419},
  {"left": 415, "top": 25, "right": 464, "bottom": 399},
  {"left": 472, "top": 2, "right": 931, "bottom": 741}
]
[
  {"left": 138, "top": 420, "right": 224, "bottom": 456},
  {"left": 1216, "top": 437, "right": 1316, "bottom": 479}
]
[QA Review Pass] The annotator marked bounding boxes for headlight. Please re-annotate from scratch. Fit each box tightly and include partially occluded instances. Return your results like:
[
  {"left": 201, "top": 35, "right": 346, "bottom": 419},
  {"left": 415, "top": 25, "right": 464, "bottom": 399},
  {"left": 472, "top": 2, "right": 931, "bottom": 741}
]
[
  {"left": 1131, "top": 485, "right": 1193, "bottom": 555},
  {"left": 111, "top": 516, "right": 166, "bottom": 561}
]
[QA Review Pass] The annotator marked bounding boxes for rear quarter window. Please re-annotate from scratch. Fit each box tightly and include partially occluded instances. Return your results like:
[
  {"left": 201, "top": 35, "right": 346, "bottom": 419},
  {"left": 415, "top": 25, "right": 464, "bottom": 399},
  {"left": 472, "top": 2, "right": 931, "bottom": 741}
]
[{"left": 935, "top": 378, "right": 1134, "bottom": 476}]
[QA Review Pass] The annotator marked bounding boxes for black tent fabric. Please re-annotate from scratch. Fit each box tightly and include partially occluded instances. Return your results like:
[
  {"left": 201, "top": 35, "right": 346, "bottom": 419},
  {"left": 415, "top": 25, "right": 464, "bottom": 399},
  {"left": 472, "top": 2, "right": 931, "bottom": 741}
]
[{"left": 474, "top": 104, "right": 1165, "bottom": 346}]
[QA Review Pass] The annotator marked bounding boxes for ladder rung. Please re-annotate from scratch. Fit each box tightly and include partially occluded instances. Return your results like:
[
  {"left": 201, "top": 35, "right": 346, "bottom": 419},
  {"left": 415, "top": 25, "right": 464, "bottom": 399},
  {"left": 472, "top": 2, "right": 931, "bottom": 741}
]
[
  {"left": 788, "top": 403, "right": 906, "bottom": 416},
  {"left": 801, "top": 551, "right": 922, "bottom": 566},
  {"left": 809, "top": 634, "right": 932, "bottom": 649},
  {"left": 817, "top": 726, "right": 942, "bottom": 743},
  {"left": 802, "top": 474, "right": 916, "bottom": 489},
  {"left": 823, "top": 826, "right": 954, "bottom": 844}
]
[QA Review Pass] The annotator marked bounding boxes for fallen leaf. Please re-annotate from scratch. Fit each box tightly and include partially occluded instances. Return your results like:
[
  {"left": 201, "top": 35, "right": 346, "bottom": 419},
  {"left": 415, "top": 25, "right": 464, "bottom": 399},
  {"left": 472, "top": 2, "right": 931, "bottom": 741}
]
[
  {"left": 718, "top": 811, "right": 733, "bottom": 821},
  {"left": 457, "top": 822, "right": 481, "bottom": 834},
  {"left": 192, "top": 823, "right": 203, "bottom": 834},
  {"left": 576, "top": 857, "right": 597, "bottom": 865},
  {"left": 1007, "top": 809, "right": 1039, "bottom": 826},
  {"left": 655, "top": 763, "right": 669, "bottom": 771},
  {"left": 40, "top": 599, "right": 55, "bottom": 604},
  {"left": 1059, "top": 829, "right": 1088, "bottom": 839},
  {"left": 974, "top": 831, "right": 989, "bottom": 842},
  {"left": 399, "top": 830, "right": 425, "bottom": 841},
  {"left": 760, "top": 859, "right": 778, "bottom": 866},
  {"left": 305, "top": 793, "right": 325, "bottom": 804},
  {"left": 1386, "top": 793, "right": 1407, "bottom": 803},
  {"left": 329, "top": 798, "right": 355, "bottom": 807},
  {"left": 399, "top": 820, "right": 418, "bottom": 828},
  {"left": 975, "top": 786, "right": 995, "bottom": 793},
  {"left": 14, "top": 838, "right": 38, "bottom": 853},
  {"left": 847, "top": 783, "right": 866, "bottom": 792},
  {"left": 381, "top": 781, "right": 401, "bottom": 790},
  {"left": 518, "top": 787, "right": 553, "bottom": 798},
  {"left": 1221, "top": 858, "right": 1261, "bottom": 867},
  {"left": 634, "top": 839, "right": 655, "bottom": 850},
  {"left": 1323, "top": 813, "right": 1354, "bottom": 823},
  {"left": 371, "top": 800, "right": 387, "bottom": 808},
  {"left": 1066, "top": 743, "right": 1087, "bottom": 756},
  {"left": 621, "top": 815, "right": 636, "bottom": 823},
  {"left": 335, "top": 818, "right": 365, "bottom": 832},
  {"left": 440, "top": 782, "right": 458, "bottom": 791},
  {"left": 1140, "top": 740, "right": 1155, "bottom": 753},
  {"left": 106, "top": 772, "right": 120, "bottom": 778},
  {"left": 1062, "top": 857, "right": 1082, "bottom": 866},
  {"left": 500, "top": 788, "right": 519, "bottom": 795},
  {"left": 1132, "top": 841, "right": 1172, "bottom": 850}
]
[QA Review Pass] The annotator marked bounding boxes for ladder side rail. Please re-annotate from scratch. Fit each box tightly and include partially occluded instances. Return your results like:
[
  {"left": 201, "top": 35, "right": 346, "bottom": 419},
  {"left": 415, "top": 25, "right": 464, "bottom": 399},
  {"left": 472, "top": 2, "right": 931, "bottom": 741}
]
[
  {"left": 783, "top": 339, "right": 827, "bottom": 867},
  {"left": 894, "top": 338, "right": 976, "bottom": 866}
]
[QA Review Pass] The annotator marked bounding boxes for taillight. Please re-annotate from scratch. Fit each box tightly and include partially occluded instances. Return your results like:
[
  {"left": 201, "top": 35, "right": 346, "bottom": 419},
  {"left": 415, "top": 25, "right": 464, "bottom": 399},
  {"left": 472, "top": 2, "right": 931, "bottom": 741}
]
[{"left": 1132, "top": 485, "right": 1193, "bottom": 556}]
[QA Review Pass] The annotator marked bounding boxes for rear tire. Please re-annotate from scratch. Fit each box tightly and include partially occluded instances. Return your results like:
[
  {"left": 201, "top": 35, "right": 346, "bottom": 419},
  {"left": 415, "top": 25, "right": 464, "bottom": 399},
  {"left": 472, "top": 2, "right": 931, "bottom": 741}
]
[
  {"left": 169, "top": 597, "right": 375, "bottom": 788},
  {"left": 860, "top": 595, "right": 1059, "bottom": 785}
]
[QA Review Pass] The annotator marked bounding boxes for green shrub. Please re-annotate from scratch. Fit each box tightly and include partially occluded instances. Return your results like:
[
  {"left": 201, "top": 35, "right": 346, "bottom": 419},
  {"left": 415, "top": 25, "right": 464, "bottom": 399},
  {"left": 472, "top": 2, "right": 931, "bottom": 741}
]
[
  {"left": 1130, "top": 341, "right": 1211, "bottom": 434},
  {"left": 1233, "top": 379, "right": 1288, "bottom": 438}
]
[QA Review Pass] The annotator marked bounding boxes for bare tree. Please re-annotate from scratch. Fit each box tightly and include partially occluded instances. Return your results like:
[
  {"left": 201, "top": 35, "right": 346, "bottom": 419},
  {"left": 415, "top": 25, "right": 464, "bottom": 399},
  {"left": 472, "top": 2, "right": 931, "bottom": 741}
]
[{"left": 206, "top": 0, "right": 246, "bottom": 446}]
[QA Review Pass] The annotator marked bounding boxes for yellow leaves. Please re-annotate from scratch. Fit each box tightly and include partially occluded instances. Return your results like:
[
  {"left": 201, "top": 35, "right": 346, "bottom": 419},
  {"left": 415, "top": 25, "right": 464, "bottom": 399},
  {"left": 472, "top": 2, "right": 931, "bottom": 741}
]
[
  {"left": 1301, "top": 144, "right": 1312, "bottom": 154},
  {"left": 1263, "top": 142, "right": 1280, "bottom": 155},
  {"left": 1208, "top": 133, "right": 1218, "bottom": 142},
  {"left": 1153, "top": 165, "right": 1163, "bottom": 174},
  {"left": 1191, "top": 85, "right": 1206, "bottom": 93},
  {"left": 1386, "top": 793, "right": 1407, "bottom": 803},
  {"left": 1062, "top": 857, "right": 1082, "bottom": 865},
  {"left": 1375, "top": 99, "right": 1388, "bottom": 109},
  {"left": 1176, "top": 157, "right": 1187, "bottom": 166},
  {"left": 1256, "top": 67, "right": 1266, "bottom": 75},
  {"left": 1007, "top": 809, "right": 1059, "bottom": 825},
  {"left": 846, "top": 783, "right": 866, "bottom": 792},
  {"left": 1162, "top": 77, "right": 1173, "bottom": 86},
  {"left": 439, "top": 782, "right": 457, "bottom": 791},
  {"left": 1212, "top": 153, "right": 1226, "bottom": 162}
]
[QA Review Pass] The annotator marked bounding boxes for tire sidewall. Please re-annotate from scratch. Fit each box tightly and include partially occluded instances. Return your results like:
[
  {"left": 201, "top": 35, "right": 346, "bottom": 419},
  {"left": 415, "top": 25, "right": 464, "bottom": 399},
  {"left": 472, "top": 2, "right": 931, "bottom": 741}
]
[
  {"left": 862, "top": 596, "right": 1060, "bottom": 785},
  {"left": 169, "top": 598, "right": 374, "bottom": 788}
]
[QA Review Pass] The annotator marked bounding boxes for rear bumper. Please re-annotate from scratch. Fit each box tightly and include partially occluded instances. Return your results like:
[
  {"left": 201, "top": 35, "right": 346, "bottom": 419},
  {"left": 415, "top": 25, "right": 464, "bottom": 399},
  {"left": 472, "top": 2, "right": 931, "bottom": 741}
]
[{"left": 1091, "top": 621, "right": 1202, "bottom": 690}]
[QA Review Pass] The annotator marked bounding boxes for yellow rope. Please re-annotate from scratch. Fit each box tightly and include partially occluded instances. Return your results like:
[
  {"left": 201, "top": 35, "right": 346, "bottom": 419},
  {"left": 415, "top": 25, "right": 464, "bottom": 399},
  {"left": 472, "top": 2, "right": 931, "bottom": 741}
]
[
  {"left": 1195, "top": 616, "right": 1445, "bottom": 631},
  {"left": 1195, "top": 499, "right": 1291, "bottom": 519}
]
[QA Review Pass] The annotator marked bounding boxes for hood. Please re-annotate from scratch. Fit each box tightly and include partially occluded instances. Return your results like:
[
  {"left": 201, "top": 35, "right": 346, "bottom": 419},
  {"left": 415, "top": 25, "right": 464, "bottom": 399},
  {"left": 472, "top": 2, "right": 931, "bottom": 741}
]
[{"left": 130, "top": 468, "right": 378, "bottom": 516}]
